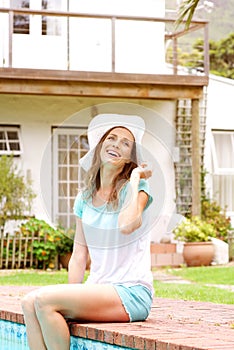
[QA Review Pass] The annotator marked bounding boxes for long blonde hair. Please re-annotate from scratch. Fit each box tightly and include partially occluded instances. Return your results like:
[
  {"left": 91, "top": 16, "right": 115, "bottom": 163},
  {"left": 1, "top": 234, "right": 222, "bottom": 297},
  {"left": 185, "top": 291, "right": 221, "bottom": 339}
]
[{"left": 83, "top": 126, "right": 137, "bottom": 206}]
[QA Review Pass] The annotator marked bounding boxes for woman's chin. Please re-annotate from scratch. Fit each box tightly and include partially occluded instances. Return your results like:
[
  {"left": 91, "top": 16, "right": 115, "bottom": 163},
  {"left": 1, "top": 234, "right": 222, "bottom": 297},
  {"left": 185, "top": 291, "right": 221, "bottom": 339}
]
[{"left": 103, "top": 158, "right": 124, "bottom": 167}]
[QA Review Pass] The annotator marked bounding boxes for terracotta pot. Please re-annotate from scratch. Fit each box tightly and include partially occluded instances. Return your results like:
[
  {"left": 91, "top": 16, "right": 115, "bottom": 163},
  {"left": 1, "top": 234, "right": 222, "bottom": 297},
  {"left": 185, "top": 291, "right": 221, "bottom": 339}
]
[
  {"left": 183, "top": 242, "right": 215, "bottom": 267},
  {"left": 59, "top": 252, "right": 91, "bottom": 270},
  {"left": 59, "top": 252, "right": 72, "bottom": 269}
]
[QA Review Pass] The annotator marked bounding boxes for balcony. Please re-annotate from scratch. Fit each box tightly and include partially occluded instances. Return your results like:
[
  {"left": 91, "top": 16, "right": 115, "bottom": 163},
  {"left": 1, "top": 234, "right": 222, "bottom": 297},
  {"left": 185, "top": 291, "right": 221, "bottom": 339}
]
[{"left": 0, "top": 7, "right": 209, "bottom": 99}]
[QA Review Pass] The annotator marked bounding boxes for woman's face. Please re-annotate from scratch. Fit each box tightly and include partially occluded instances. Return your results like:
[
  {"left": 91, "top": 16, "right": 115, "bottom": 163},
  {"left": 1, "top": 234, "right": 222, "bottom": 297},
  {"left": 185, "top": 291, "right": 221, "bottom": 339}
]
[{"left": 100, "top": 127, "right": 135, "bottom": 167}]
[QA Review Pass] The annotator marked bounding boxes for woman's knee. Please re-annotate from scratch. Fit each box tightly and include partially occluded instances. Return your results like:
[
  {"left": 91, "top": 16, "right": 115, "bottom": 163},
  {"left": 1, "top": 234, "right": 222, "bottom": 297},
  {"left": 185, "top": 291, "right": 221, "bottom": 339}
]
[
  {"left": 21, "top": 288, "right": 49, "bottom": 314},
  {"left": 21, "top": 291, "right": 37, "bottom": 314},
  {"left": 33, "top": 289, "right": 54, "bottom": 317}
]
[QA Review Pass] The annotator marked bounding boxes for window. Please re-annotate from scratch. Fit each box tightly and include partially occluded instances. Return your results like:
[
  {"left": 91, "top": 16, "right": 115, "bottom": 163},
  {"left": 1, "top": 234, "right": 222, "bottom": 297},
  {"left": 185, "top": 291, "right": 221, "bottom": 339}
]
[
  {"left": 12, "top": 0, "right": 30, "bottom": 34},
  {"left": 211, "top": 130, "right": 234, "bottom": 174},
  {"left": 12, "top": 0, "right": 62, "bottom": 36},
  {"left": 0, "top": 126, "right": 22, "bottom": 156},
  {"left": 41, "top": 0, "right": 62, "bottom": 36},
  {"left": 211, "top": 130, "right": 234, "bottom": 215}
]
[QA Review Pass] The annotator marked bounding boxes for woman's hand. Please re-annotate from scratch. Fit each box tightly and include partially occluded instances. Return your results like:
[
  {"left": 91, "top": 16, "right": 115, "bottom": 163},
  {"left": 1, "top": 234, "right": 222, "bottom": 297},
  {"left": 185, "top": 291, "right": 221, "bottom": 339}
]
[{"left": 130, "top": 162, "right": 152, "bottom": 181}]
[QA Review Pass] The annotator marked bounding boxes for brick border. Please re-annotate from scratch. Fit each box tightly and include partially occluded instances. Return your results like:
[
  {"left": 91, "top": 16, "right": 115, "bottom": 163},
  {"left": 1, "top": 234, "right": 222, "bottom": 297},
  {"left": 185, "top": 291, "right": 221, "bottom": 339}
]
[{"left": 1, "top": 290, "right": 234, "bottom": 350}]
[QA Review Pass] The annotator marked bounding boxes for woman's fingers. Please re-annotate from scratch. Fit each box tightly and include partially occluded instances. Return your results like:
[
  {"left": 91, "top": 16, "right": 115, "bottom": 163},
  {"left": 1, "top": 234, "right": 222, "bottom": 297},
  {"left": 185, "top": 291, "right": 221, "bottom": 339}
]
[{"left": 133, "top": 163, "right": 153, "bottom": 179}]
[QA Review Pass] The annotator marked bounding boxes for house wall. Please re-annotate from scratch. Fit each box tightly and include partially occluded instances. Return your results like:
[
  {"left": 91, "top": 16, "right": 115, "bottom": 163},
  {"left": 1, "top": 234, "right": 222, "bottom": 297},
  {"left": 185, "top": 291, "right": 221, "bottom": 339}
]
[
  {"left": 0, "top": 0, "right": 166, "bottom": 74},
  {"left": 205, "top": 75, "right": 234, "bottom": 225},
  {"left": 68, "top": 0, "right": 166, "bottom": 74},
  {"left": 205, "top": 75, "right": 234, "bottom": 179},
  {"left": 206, "top": 75, "right": 234, "bottom": 130},
  {"left": 0, "top": 94, "right": 177, "bottom": 242}
]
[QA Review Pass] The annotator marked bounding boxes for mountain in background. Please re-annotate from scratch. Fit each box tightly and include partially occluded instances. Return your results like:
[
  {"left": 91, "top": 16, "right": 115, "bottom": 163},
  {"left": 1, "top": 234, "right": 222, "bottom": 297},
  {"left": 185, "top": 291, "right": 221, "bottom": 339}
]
[{"left": 166, "top": 0, "right": 234, "bottom": 41}]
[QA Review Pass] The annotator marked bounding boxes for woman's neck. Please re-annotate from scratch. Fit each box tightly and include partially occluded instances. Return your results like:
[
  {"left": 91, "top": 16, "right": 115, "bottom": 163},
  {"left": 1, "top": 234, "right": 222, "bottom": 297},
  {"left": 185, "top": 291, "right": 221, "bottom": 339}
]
[
  {"left": 94, "top": 165, "right": 123, "bottom": 203},
  {"left": 100, "top": 165, "right": 122, "bottom": 190}
]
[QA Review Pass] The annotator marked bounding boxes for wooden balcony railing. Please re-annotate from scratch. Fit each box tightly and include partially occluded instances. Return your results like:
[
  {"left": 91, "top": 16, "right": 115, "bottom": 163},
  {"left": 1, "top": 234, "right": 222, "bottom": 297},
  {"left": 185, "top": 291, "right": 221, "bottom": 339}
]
[{"left": 0, "top": 7, "right": 209, "bottom": 77}]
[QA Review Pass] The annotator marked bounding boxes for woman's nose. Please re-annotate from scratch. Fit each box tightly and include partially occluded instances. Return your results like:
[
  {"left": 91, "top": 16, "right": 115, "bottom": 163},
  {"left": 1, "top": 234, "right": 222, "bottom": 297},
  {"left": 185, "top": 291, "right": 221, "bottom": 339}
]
[{"left": 112, "top": 139, "right": 120, "bottom": 148}]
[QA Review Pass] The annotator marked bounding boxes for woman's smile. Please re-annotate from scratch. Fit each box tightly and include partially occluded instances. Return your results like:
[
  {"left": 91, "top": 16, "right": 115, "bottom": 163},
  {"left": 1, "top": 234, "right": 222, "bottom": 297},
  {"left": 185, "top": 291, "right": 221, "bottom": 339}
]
[{"left": 106, "top": 149, "right": 121, "bottom": 158}]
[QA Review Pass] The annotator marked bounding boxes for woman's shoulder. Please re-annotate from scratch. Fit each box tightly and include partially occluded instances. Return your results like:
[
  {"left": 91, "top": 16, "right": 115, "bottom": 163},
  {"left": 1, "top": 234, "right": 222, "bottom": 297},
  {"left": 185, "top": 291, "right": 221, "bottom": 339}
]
[
  {"left": 121, "top": 179, "right": 153, "bottom": 209},
  {"left": 73, "top": 190, "right": 88, "bottom": 217}
]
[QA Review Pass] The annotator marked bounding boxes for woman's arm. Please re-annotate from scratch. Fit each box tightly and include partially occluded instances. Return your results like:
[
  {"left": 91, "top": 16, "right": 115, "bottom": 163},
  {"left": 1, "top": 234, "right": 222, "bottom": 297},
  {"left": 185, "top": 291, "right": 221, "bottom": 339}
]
[
  {"left": 118, "top": 165, "right": 152, "bottom": 235},
  {"left": 68, "top": 218, "right": 89, "bottom": 284}
]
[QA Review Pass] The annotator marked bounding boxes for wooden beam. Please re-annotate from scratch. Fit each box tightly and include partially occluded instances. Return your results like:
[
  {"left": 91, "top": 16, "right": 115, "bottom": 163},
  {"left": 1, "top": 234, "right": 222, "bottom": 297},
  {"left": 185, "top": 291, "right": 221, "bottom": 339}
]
[
  {"left": 0, "top": 68, "right": 209, "bottom": 86},
  {"left": 0, "top": 69, "right": 208, "bottom": 99},
  {"left": 191, "top": 99, "right": 201, "bottom": 216},
  {"left": 0, "top": 79, "right": 205, "bottom": 99}
]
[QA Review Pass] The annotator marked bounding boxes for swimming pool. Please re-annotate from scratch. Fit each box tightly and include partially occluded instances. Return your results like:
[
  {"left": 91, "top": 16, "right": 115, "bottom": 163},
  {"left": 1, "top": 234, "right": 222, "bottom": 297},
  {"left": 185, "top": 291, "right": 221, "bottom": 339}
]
[{"left": 0, "top": 319, "right": 132, "bottom": 350}]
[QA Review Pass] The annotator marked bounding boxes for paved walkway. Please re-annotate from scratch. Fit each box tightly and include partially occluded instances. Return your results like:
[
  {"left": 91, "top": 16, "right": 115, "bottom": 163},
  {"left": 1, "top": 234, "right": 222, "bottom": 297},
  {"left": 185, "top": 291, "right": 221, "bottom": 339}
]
[{"left": 0, "top": 283, "right": 234, "bottom": 349}]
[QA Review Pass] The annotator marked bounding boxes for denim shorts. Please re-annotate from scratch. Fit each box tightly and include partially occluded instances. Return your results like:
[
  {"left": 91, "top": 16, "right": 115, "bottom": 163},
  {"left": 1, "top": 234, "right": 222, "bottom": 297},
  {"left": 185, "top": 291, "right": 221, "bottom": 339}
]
[{"left": 114, "top": 284, "right": 153, "bottom": 322}]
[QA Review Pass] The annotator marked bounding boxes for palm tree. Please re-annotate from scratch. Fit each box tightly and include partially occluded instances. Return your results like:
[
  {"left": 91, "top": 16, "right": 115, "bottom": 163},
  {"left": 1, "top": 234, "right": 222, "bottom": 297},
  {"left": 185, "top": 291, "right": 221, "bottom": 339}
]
[{"left": 176, "top": 0, "right": 201, "bottom": 29}]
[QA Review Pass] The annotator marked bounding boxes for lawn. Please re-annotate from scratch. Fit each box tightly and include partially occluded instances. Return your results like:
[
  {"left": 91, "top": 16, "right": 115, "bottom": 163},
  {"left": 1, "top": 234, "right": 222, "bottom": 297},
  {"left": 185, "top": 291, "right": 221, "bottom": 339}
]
[
  {"left": 153, "top": 265, "right": 234, "bottom": 304},
  {"left": 0, "top": 269, "right": 69, "bottom": 286},
  {"left": 0, "top": 266, "right": 233, "bottom": 304},
  {"left": 165, "top": 265, "right": 234, "bottom": 285},
  {"left": 154, "top": 281, "right": 234, "bottom": 304}
]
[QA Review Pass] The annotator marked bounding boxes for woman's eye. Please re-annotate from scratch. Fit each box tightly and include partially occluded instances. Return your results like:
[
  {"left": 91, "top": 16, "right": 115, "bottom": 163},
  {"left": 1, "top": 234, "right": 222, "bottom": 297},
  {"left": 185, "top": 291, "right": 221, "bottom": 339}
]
[{"left": 123, "top": 141, "right": 130, "bottom": 147}]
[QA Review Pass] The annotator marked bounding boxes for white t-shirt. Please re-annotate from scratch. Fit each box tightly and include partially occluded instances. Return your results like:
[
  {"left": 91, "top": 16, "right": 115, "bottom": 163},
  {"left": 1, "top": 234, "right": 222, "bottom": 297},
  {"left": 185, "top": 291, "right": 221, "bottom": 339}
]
[{"left": 74, "top": 180, "right": 154, "bottom": 294}]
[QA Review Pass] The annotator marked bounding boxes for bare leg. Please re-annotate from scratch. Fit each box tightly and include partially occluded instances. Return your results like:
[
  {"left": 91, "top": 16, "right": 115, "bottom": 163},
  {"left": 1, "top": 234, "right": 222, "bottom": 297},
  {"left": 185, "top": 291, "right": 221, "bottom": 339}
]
[
  {"left": 35, "top": 298, "right": 70, "bottom": 350},
  {"left": 21, "top": 289, "right": 47, "bottom": 350},
  {"left": 22, "top": 283, "right": 129, "bottom": 350}
]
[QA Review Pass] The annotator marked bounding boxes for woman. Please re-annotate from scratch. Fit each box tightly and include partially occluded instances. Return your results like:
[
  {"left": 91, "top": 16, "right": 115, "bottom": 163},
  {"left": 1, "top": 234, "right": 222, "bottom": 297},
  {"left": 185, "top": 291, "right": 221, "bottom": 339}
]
[{"left": 22, "top": 114, "right": 153, "bottom": 350}]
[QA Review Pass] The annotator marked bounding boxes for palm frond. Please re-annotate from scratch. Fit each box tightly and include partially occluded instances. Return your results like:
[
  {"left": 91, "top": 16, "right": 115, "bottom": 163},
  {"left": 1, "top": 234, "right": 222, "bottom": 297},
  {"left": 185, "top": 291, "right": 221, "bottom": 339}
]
[{"left": 175, "top": 0, "right": 200, "bottom": 29}]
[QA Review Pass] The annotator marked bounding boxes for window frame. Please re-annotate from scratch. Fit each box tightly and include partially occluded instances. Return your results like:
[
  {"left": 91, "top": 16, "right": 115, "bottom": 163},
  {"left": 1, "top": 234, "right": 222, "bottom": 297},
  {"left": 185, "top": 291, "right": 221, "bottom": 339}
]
[
  {"left": 12, "top": 0, "right": 30, "bottom": 35},
  {"left": 211, "top": 129, "right": 234, "bottom": 175},
  {"left": 0, "top": 126, "right": 23, "bottom": 156}
]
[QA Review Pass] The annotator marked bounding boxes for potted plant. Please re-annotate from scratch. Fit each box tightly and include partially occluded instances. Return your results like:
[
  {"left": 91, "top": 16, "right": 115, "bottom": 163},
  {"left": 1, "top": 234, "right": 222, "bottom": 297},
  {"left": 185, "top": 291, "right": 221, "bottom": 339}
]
[
  {"left": 56, "top": 226, "right": 91, "bottom": 270},
  {"left": 173, "top": 216, "right": 217, "bottom": 266},
  {"left": 55, "top": 226, "right": 74, "bottom": 269}
]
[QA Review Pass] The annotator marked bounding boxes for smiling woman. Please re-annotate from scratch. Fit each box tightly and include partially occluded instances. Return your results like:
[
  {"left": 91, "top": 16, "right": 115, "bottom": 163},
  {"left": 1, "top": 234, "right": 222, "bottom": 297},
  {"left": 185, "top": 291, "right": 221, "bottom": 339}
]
[{"left": 21, "top": 114, "right": 154, "bottom": 350}]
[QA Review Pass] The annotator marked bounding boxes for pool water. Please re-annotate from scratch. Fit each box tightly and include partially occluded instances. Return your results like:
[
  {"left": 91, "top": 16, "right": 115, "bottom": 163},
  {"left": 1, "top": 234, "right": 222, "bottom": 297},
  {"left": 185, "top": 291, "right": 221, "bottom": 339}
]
[
  {"left": 0, "top": 320, "right": 28, "bottom": 350},
  {"left": 0, "top": 319, "right": 132, "bottom": 350}
]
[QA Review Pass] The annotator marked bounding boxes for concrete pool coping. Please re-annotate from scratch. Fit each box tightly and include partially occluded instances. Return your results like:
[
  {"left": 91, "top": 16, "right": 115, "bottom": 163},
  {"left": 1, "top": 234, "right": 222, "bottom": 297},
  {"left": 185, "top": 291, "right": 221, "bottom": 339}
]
[{"left": 0, "top": 285, "right": 234, "bottom": 350}]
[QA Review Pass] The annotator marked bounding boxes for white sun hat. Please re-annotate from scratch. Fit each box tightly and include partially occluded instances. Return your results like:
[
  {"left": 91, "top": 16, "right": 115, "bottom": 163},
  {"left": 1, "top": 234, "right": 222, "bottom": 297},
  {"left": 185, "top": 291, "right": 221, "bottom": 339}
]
[{"left": 79, "top": 114, "right": 145, "bottom": 171}]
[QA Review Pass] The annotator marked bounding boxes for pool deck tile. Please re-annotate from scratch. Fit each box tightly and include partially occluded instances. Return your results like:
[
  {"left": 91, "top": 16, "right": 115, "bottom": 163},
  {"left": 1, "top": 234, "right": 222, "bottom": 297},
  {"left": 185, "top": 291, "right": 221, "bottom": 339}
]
[{"left": 0, "top": 285, "right": 234, "bottom": 350}]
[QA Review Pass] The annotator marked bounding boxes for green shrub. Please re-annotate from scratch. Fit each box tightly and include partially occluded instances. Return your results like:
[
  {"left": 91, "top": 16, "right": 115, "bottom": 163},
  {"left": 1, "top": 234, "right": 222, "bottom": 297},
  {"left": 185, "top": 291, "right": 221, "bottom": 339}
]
[
  {"left": 55, "top": 226, "right": 75, "bottom": 257},
  {"left": 0, "top": 155, "right": 35, "bottom": 227},
  {"left": 201, "top": 199, "right": 231, "bottom": 242},
  {"left": 20, "top": 218, "right": 74, "bottom": 269},
  {"left": 173, "top": 216, "right": 217, "bottom": 242}
]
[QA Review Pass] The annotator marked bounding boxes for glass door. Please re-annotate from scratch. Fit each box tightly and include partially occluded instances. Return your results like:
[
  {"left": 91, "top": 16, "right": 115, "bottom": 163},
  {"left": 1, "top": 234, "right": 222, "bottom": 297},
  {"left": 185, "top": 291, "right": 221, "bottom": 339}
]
[{"left": 52, "top": 127, "right": 88, "bottom": 228}]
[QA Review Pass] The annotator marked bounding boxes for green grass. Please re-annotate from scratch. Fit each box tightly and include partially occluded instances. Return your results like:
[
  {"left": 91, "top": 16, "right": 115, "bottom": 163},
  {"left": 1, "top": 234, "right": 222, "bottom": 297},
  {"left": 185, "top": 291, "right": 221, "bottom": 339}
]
[
  {"left": 154, "top": 281, "right": 234, "bottom": 304},
  {"left": 0, "top": 269, "right": 69, "bottom": 286},
  {"left": 165, "top": 266, "right": 234, "bottom": 284},
  {"left": 1, "top": 267, "right": 233, "bottom": 305},
  {"left": 153, "top": 266, "right": 234, "bottom": 304}
]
